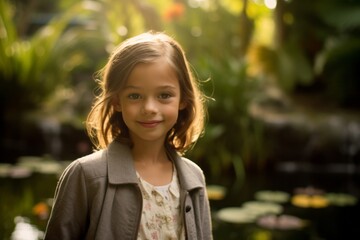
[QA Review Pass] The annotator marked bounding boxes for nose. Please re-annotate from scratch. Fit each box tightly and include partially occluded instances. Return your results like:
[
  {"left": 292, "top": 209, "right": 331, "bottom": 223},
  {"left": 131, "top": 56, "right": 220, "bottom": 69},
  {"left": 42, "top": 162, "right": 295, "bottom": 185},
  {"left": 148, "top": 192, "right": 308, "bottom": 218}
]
[{"left": 142, "top": 98, "right": 158, "bottom": 114}]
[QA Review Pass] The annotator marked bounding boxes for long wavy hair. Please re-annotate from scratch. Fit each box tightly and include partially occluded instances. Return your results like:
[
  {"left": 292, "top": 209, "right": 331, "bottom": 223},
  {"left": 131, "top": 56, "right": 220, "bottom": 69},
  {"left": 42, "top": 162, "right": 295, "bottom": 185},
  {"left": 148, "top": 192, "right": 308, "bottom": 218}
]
[{"left": 86, "top": 31, "right": 206, "bottom": 155}]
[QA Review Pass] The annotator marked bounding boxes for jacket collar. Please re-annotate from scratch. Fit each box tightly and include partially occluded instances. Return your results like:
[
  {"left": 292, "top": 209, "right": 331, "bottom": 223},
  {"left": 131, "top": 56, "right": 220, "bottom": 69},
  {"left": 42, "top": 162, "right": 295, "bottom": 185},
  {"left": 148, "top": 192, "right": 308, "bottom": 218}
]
[
  {"left": 106, "top": 141, "right": 203, "bottom": 191},
  {"left": 168, "top": 148, "right": 203, "bottom": 191},
  {"left": 107, "top": 141, "right": 138, "bottom": 185}
]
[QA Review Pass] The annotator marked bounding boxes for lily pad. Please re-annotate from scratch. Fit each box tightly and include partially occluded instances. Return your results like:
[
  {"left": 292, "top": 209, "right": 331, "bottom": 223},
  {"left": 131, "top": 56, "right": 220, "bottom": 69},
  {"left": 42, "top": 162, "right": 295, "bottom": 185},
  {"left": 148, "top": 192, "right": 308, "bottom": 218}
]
[
  {"left": 217, "top": 207, "right": 258, "bottom": 224},
  {"left": 254, "top": 190, "right": 290, "bottom": 203},
  {"left": 17, "top": 156, "right": 44, "bottom": 170},
  {"left": 17, "top": 156, "right": 63, "bottom": 174},
  {"left": 326, "top": 193, "right": 358, "bottom": 207},
  {"left": 8, "top": 166, "right": 33, "bottom": 179},
  {"left": 242, "top": 201, "right": 284, "bottom": 215},
  {"left": 0, "top": 163, "right": 12, "bottom": 177},
  {"left": 35, "top": 161, "right": 63, "bottom": 175},
  {"left": 206, "top": 185, "right": 227, "bottom": 200}
]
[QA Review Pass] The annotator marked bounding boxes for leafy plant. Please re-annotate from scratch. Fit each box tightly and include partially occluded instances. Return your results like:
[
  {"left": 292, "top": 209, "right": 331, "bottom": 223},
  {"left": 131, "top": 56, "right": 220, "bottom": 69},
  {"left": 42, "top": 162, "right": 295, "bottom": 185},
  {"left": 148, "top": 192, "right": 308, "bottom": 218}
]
[
  {"left": 186, "top": 56, "right": 265, "bottom": 184},
  {"left": 318, "top": 37, "right": 360, "bottom": 107},
  {"left": 271, "top": 0, "right": 360, "bottom": 107},
  {"left": 0, "top": 0, "right": 103, "bottom": 119},
  {"left": 0, "top": 0, "right": 109, "bottom": 163}
]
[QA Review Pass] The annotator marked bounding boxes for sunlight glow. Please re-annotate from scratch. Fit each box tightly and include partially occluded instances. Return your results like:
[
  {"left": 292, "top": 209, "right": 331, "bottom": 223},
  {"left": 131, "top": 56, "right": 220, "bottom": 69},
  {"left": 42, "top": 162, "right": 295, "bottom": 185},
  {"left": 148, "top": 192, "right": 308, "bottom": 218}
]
[
  {"left": 188, "top": 0, "right": 209, "bottom": 9},
  {"left": 116, "top": 26, "right": 128, "bottom": 36},
  {"left": 265, "top": 0, "right": 277, "bottom": 9}
]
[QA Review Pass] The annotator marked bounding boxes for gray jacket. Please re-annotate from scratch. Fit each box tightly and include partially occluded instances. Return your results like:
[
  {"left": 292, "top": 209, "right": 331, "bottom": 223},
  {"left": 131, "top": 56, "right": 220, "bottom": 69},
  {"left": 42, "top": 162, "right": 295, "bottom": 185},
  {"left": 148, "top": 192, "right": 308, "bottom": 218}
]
[{"left": 44, "top": 141, "right": 212, "bottom": 239}]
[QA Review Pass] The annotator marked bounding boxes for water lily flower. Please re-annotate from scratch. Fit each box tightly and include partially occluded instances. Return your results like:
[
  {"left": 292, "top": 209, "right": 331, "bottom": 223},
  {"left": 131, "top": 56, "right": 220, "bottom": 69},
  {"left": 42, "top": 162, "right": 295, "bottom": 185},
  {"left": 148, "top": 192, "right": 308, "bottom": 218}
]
[
  {"left": 206, "top": 185, "right": 226, "bottom": 200},
  {"left": 257, "top": 214, "right": 305, "bottom": 230},
  {"left": 291, "top": 194, "right": 329, "bottom": 208}
]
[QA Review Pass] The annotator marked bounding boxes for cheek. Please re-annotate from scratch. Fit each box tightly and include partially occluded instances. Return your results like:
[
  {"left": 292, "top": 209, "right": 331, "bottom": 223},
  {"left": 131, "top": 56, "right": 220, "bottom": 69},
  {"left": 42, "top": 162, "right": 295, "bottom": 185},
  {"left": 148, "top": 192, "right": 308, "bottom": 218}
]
[
  {"left": 166, "top": 105, "right": 181, "bottom": 120},
  {"left": 121, "top": 104, "right": 137, "bottom": 118},
  {"left": 120, "top": 109, "right": 134, "bottom": 129}
]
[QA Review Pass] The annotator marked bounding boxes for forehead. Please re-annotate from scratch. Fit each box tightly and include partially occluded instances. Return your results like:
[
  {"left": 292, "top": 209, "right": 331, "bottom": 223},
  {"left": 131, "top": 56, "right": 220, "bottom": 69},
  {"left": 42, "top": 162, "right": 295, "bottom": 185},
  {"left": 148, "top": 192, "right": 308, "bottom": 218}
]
[{"left": 124, "top": 59, "right": 179, "bottom": 88}]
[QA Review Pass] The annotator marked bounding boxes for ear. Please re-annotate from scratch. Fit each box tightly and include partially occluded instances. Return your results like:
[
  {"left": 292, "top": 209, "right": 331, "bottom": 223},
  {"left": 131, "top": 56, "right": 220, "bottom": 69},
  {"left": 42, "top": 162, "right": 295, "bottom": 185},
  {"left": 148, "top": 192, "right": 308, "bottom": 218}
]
[
  {"left": 179, "top": 101, "right": 187, "bottom": 110},
  {"left": 112, "top": 97, "right": 122, "bottom": 112}
]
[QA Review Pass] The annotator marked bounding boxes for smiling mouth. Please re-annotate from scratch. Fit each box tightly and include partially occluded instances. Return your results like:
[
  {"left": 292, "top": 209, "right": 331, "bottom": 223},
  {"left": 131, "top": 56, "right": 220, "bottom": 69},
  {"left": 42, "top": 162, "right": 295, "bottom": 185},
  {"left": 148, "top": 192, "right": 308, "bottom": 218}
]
[{"left": 138, "top": 121, "right": 162, "bottom": 128}]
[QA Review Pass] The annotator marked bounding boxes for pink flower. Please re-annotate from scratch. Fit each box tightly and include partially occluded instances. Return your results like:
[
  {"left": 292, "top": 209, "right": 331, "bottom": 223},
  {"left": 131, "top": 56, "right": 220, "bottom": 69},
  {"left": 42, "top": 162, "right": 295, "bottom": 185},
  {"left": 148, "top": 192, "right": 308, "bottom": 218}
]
[
  {"left": 151, "top": 231, "right": 158, "bottom": 240},
  {"left": 144, "top": 202, "right": 152, "bottom": 211}
]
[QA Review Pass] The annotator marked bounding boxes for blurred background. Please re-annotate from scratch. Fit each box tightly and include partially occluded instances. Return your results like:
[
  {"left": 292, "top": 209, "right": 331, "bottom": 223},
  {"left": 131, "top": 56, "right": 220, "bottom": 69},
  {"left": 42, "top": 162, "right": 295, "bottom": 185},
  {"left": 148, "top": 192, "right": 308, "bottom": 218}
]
[{"left": 1, "top": 0, "right": 360, "bottom": 239}]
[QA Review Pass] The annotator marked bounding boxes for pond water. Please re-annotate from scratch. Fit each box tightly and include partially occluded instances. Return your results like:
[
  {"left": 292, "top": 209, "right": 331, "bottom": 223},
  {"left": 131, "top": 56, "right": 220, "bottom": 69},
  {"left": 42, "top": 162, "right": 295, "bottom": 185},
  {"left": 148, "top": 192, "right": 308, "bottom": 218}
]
[
  {"left": 0, "top": 174, "right": 56, "bottom": 239},
  {"left": 1, "top": 159, "right": 359, "bottom": 240},
  {"left": 211, "top": 165, "right": 360, "bottom": 240},
  {"left": 0, "top": 158, "right": 66, "bottom": 240}
]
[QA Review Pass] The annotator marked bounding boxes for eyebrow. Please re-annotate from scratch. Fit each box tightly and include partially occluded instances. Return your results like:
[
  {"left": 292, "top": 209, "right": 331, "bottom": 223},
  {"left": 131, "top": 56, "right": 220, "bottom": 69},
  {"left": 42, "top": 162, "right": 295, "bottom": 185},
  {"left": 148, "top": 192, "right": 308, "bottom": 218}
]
[{"left": 123, "top": 85, "right": 177, "bottom": 90}]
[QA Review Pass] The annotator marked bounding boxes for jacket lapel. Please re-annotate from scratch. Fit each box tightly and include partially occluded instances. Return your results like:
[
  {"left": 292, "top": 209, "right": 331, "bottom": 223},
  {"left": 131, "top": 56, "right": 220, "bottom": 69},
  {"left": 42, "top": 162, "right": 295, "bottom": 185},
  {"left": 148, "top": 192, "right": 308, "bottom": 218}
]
[
  {"left": 106, "top": 141, "right": 204, "bottom": 191},
  {"left": 106, "top": 141, "right": 138, "bottom": 185},
  {"left": 168, "top": 149, "right": 204, "bottom": 191}
]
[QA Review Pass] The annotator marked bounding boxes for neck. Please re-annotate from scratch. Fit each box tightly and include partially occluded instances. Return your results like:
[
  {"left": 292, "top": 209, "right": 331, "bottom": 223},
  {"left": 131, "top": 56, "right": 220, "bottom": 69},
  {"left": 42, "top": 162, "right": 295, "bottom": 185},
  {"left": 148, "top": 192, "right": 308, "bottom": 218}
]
[{"left": 131, "top": 140, "right": 168, "bottom": 164}]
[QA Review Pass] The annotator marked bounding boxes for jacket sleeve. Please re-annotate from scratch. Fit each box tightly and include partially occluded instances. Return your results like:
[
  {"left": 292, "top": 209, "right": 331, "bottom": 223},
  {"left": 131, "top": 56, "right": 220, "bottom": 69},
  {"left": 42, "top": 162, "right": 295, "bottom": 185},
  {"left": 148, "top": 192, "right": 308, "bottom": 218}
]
[
  {"left": 44, "top": 160, "right": 89, "bottom": 240},
  {"left": 199, "top": 173, "right": 213, "bottom": 240}
]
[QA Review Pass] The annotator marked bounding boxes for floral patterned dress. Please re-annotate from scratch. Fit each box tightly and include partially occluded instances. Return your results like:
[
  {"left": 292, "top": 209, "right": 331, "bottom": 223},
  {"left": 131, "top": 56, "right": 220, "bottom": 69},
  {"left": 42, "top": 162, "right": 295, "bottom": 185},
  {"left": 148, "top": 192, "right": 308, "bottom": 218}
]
[{"left": 136, "top": 167, "right": 185, "bottom": 240}]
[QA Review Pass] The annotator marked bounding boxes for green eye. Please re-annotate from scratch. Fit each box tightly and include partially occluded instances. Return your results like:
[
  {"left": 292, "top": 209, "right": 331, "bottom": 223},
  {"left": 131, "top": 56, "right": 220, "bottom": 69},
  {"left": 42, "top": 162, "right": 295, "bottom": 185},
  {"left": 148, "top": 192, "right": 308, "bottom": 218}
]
[
  {"left": 128, "top": 93, "right": 141, "bottom": 99},
  {"left": 159, "top": 93, "right": 172, "bottom": 99}
]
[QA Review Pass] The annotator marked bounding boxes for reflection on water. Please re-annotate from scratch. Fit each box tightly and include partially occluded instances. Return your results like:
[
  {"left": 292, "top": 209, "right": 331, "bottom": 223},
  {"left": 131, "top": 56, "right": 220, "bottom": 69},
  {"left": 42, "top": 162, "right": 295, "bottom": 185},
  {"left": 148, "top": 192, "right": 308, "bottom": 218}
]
[
  {"left": 11, "top": 216, "right": 43, "bottom": 240},
  {"left": 0, "top": 158, "right": 64, "bottom": 239}
]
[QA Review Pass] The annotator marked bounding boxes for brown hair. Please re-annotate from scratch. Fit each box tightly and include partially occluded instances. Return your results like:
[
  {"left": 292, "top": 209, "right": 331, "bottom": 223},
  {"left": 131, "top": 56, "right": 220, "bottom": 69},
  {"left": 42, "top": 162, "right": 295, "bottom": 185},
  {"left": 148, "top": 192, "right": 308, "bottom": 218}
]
[{"left": 86, "top": 31, "right": 206, "bottom": 154}]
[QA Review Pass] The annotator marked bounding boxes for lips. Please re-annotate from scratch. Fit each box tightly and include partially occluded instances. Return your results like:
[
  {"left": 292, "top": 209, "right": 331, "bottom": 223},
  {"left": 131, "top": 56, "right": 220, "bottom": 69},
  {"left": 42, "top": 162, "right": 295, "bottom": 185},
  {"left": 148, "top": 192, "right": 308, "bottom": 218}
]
[{"left": 138, "top": 120, "right": 162, "bottom": 128}]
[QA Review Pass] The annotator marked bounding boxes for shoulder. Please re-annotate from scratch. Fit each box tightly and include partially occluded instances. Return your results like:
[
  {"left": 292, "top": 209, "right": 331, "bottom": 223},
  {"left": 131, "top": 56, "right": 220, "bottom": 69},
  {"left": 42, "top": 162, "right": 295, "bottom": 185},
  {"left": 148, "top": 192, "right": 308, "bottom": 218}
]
[
  {"left": 64, "top": 150, "right": 108, "bottom": 180},
  {"left": 180, "top": 157, "right": 204, "bottom": 176},
  {"left": 175, "top": 156, "right": 206, "bottom": 190}
]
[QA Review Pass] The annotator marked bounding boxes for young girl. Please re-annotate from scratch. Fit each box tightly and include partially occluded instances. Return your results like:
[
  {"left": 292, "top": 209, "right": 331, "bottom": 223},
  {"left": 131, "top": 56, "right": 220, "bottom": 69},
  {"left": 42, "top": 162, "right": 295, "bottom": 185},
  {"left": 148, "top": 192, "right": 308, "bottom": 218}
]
[{"left": 44, "top": 31, "right": 212, "bottom": 239}]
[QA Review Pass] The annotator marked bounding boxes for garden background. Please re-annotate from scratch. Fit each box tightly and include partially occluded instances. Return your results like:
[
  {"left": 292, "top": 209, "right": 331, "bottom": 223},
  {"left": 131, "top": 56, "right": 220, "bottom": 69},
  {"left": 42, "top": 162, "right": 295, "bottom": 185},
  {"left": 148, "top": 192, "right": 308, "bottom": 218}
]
[{"left": 1, "top": 0, "right": 360, "bottom": 239}]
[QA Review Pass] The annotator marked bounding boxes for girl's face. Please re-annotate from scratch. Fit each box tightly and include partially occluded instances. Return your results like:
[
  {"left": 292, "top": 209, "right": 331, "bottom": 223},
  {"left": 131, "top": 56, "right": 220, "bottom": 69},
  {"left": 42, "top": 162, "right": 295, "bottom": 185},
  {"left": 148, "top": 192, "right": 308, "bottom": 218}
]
[{"left": 115, "top": 59, "right": 185, "bottom": 146}]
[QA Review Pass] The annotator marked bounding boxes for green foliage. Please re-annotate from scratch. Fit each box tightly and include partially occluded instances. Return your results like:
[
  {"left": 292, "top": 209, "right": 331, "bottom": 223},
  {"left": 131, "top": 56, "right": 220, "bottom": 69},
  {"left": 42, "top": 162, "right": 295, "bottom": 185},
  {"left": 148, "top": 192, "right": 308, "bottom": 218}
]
[
  {"left": 316, "top": 0, "right": 360, "bottom": 32},
  {"left": 271, "top": 0, "right": 360, "bottom": 106},
  {"left": 186, "top": 56, "right": 265, "bottom": 183},
  {"left": 320, "top": 37, "right": 360, "bottom": 107},
  {"left": 313, "top": 0, "right": 360, "bottom": 107},
  {"left": 0, "top": 0, "right": 102, "bottom": 118},
  {"left": 276, "top": 39, "right": 314, "bottom": 92}
]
